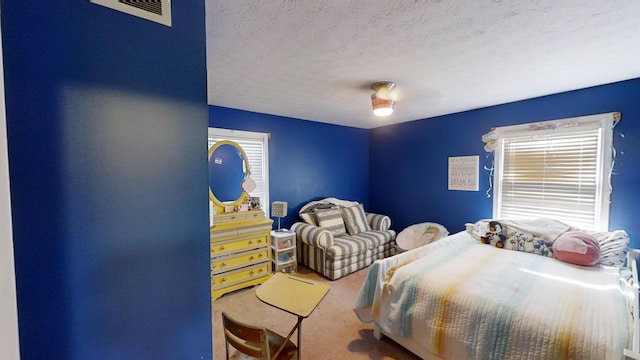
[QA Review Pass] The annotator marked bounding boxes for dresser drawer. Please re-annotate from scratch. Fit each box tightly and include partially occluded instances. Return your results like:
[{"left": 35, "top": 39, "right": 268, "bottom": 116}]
[
  {"left": 245, "top": 210, "right": 266, "bottom": 220},
  {"left": 211, "top": 234, "right": 269, "bottom": 256},
  {"left": 211, "top": 248, "right": 269, "bottom": 274},
  {"left": 213, "top": 213, "right": 247, "bottom": 224},
  {"left": 211, "top": 262, "right": 270, "bottom": 290},
  {"left": 210, "top": 216, "right": 274, "bottom": 301}
]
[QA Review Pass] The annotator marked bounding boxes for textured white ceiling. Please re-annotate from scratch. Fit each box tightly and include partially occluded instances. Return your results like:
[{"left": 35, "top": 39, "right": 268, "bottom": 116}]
[{"left": 206, "top": 1, "right": 640, "bottom": 129}]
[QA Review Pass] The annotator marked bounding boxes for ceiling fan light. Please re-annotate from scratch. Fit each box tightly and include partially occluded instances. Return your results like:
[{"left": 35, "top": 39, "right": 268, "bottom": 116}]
[
  {"left": 371, "top": 81, "right": 396, "bottom": 117},
  {"left": 371, "top": 94, "right": 394, "bottom": 117}
]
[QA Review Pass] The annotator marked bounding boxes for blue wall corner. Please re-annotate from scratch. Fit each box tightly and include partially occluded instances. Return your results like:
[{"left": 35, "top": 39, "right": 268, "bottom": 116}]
[
  {"left": 6, "top": 2, "right": 635, "bottom": 356},
  {"left": 209, "top": 79, "right": 639, "bottom": 248},
  {"left": 371, "top": 78, "right": 640, "bottom": 246},
  {"left": 209, "top": 106, "right": 370, "bottom": 229}
]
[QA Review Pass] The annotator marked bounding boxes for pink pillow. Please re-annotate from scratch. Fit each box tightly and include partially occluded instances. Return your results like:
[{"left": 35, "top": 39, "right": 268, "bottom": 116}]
[{"left": 552, "top": 231, "right": 601, "bottom": 266}]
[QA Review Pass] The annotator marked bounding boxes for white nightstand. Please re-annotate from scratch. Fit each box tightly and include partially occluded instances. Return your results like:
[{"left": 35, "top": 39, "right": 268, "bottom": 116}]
[{"left": 270, "top": 230, "right": 297, "bottom": 273}]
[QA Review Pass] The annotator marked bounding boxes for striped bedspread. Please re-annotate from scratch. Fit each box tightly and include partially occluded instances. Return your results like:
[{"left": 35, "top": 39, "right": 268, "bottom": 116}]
[{"left": 354, "top": 231, "right": 630, "bottom": 359}]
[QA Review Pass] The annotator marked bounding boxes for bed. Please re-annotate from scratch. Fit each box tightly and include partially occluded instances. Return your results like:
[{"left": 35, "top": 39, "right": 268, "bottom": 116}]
[{"left": 354, "top": 219, "right": 639, "bottom": 360}]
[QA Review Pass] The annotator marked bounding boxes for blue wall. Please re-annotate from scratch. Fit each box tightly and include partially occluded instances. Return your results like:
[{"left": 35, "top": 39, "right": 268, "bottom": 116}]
[
  {"left": 211, "top": 80, "right": 639, "bottom": 248},
  {"left": 209, "top": 106, "right": 370, "bottom": 229},
  {"left": 371, "top": 78, "right": 640, "bottom": 247},
  {"left": 3, "top": 1, "right": 211, "bottom": 359},
  {"left": 8, "top": 2, "right": 635, "bottom": 359}
]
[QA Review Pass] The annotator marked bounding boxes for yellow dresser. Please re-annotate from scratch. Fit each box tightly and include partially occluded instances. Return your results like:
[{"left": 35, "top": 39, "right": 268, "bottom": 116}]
[{"left": 210, "top": 211, "right": 273, "bottom": 301}]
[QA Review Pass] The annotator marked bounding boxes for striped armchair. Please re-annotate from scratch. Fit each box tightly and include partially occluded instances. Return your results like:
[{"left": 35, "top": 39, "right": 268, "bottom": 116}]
[{"left": 292, "top": 199, "right": 396, "bottom": 280}]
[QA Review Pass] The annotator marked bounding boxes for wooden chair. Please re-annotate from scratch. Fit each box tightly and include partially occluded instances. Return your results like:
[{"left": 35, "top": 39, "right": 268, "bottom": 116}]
[{"left": 221, "top": 312, "right": 298, "bottom": 360}]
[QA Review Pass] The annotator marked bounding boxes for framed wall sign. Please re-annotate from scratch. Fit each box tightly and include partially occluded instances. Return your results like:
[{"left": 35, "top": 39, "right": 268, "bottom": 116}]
[{"left": 448, "top": 155, "right": 479, "bottom": 191}]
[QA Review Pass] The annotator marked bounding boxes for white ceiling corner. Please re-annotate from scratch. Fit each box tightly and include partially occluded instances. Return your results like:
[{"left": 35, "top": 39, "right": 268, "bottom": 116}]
[{"left": 206, "top": 1, "right": 640, "bottom": 129}]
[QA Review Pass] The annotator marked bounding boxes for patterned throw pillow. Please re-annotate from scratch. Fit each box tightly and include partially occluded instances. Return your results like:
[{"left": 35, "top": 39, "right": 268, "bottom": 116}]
[
  {"left": 299, "top": 203, "right": 335, "bottom": 225},
  {"left": 315, "top": 208, "right": 347, "bottom": 237},
  {"left": 589, "top": 230, "right": 629, "bottom": 267},
  {"left": 342, "top": 204, "right": 372, "bottom": 235},
  {"left": 468, "top": 219, "right": 554, "bottom": 258},
  {"left": 299, "top": 211, "right": 317, "bottom": 226}
]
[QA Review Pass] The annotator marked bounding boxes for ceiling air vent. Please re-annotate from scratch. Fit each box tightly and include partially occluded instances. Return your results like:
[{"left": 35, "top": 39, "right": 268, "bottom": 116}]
[{"left": 90, "top": 0, "right": 171, "bottom": 27}]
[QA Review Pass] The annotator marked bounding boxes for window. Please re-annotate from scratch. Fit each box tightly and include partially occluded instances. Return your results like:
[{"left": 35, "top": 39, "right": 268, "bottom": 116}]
[
  {"left": 492, "top": 112, "right": 618, "bottom": 231},
  {"left": 208, "top": 128, "right": 269, "bottom": 225}
]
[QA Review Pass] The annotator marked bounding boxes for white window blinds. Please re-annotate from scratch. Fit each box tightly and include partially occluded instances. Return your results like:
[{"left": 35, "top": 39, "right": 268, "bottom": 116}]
[
  {"left": 493, "top": 113, "right": 617, "bottom": 231},
  {"left": 208, "top": 128, "right": 270, "bottom": 225}
]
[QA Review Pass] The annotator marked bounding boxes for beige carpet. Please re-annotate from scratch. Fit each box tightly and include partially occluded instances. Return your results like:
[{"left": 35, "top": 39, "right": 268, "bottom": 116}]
[{"left": 211, "top": 264, "right": 421, "bottom": 360}]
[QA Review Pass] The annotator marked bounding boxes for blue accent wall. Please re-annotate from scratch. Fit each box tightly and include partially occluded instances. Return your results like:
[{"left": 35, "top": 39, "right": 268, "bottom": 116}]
[
  {"left": 3, "top": 1, "right": 638, "bottom": 356},
  {"left": 3, "top": 1, "right": 211, "bottom": 359},
  {"left": 370, "top": 78, "right": 640, "bottom": 247},
  {"left": 209, "top": 106, "right": 370, "bottom": 229},
  {"left": 211, "top": 79, "right": 639, "bottom": 248}
]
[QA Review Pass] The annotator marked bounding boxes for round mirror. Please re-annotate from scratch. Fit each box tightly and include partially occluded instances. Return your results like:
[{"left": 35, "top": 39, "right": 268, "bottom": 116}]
[{"left": 208, "top": 140, "right": 251, "bottom": 208}]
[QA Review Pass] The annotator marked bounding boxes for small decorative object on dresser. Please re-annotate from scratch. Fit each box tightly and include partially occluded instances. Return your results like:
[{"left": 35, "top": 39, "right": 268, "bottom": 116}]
[
  {"left": 248, "top": 196, "right": 261, "bottom": 210},
  {"left": 270, "top": 230, "right": 297, "bottom": 273}
]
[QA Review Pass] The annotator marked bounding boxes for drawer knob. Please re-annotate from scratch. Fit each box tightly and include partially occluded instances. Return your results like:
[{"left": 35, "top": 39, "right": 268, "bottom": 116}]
[
  {"left": 220, "top": 245, "right": 226, "bottom": 250},
  {"left": 221, "top": 277, "right": 227, "bottom": 282},
  {"left": 249, "top": 256, "right": 254, "bottom": 260},
  {"left": 221, "top": 262, "right": 227, "bottom": 267},
  {"left": 212, "top": 264, "right": 216, "bottom": 269}
]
